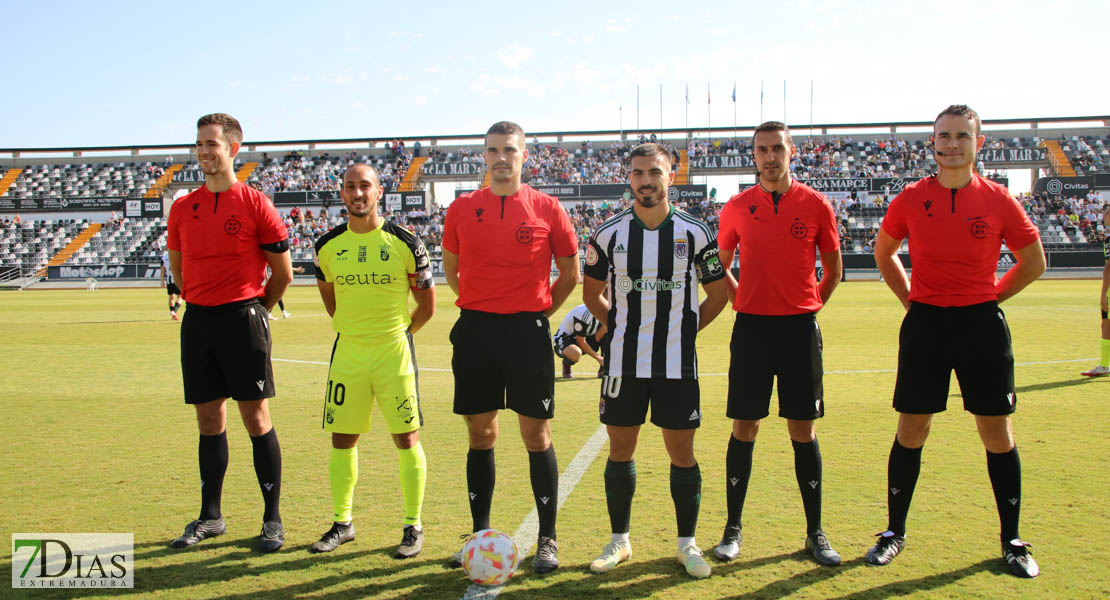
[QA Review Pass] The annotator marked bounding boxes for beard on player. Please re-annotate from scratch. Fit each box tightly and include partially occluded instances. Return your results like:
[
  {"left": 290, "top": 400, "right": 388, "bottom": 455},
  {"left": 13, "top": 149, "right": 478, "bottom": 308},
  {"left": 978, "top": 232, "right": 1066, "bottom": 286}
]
[{"left": 636, "top": 185, "right": 664, "bottom": 208}]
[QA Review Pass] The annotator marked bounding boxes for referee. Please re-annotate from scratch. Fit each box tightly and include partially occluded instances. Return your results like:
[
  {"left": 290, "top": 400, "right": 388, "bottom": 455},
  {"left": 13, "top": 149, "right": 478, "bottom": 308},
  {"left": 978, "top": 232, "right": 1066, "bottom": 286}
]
[
  {"left": 712, "top": 121, "right": 844, "bottom": 566},
  {"left": 442, "top": 121, "right": 580, "bottom": 573},
  {"left": 311, "top": 163, "right": 434, "bottom": 558},
  {"left": 167, "top": 113, "right": 292, "bottom": 552},
  {"left": 866, "top": 105, "right": 1045, "bottom": 578},
  {"left": 582, "top": 143, "right": 728, "bottom": 578}
]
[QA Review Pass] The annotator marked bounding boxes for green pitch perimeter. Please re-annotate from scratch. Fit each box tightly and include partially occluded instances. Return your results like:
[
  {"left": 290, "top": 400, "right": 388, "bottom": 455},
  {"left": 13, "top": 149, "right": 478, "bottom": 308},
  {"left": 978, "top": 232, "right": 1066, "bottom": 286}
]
[{"left": 0, "top": 281, "right": 1106, "bottom": 599}]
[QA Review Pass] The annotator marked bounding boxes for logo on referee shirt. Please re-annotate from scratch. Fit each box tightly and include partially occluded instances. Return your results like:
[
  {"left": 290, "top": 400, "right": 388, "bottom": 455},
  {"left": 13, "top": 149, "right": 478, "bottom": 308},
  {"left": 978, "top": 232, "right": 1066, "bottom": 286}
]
[
  {"left": 790, "top": 221, "right": 808, "bottom": 239},
  {"left": 970, "top": 219, "right": 988, "bottom": 239},
  {"left": 223, "top": 217, "right": 242, "bottom": 235},
  {"left": 380, "top": 245, "right": 390, "bottom": 262},
  {"left": 515, "top": 226, "right": 534, "bottom": 244}
]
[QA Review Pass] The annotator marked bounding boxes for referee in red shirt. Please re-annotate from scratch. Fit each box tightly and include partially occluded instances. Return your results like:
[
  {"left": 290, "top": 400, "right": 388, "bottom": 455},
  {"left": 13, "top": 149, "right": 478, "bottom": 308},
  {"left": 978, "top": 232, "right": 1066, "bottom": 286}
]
[
  {"left": 442, "top": 121, "right": 580, "bottom": 573},
  {"left": 713, "top": 121, "right": 843, "bottom": 566},
  {"left": 865, "top": 105, "right": 1044, "bottom": 578},
  {"left": 167, "top": 114, "right": 293, "bottom": 553}
]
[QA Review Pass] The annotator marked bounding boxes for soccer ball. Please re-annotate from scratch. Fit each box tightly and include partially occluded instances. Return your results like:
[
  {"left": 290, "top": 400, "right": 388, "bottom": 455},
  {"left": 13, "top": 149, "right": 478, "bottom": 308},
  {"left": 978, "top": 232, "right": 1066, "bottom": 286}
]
[{"left": 461, "top": 529, "right": 519, "bottom": 586}]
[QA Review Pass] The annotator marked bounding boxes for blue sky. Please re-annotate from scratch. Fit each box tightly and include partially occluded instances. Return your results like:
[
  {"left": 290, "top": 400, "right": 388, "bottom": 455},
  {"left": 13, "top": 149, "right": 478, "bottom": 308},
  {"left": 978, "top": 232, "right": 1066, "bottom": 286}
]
[{"left": 3, "top": 0, "right": 1108, "bottom": 148}]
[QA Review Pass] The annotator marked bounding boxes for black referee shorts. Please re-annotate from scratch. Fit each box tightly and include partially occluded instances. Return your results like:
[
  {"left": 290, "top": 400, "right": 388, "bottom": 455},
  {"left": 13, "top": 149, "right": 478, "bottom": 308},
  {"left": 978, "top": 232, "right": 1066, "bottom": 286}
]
[
  {"left": 180, "top": 298, "right": 275, "bottom": 404},
  {"left": 451, "top": 309, "right": 555, "bottom": 419},
  {"left": 893, "top": 301, "right": 1017, "bottom": 416},
  {"left": 727, "top": 312, "right": 824, "bottom": 421}
]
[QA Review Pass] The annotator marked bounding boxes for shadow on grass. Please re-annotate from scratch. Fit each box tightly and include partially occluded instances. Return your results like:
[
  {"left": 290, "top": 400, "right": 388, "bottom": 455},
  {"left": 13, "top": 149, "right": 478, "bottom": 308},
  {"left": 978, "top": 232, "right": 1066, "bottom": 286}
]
[
  {"left": 825, "top": 557, "right": 1003, "bottom": 599},
  {"left": 947, "top": 375, "right": 1100, "bottom": 399},
  {"left": 717, "top": 555, "right": 865, "bottom": 599},
  {"left": 490, "top": 550, "right": 799, "bottom": 600},
  {"left": 51, "top": 539, "right": 440, "bottom": 599}
]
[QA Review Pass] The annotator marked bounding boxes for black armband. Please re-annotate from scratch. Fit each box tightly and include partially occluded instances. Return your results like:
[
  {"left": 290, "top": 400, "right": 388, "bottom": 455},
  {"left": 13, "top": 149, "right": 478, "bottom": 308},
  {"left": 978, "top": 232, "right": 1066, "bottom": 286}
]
[{"left": 260, "top": 239, "right": 290, "bottom": 253}]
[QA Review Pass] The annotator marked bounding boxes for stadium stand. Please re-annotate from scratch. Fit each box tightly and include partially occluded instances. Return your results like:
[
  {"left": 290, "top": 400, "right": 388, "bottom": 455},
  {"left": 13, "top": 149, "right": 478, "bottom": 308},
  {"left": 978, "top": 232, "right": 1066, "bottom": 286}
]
[
  {"left": 65, "top": 216, "right": 166, "bottom": 266},
  {"left": 246, "top": 150, "right": 414, "bottom": 195},
  {"left": 2, "top": 162, "right": 166, "bottom": 198},
  {"left": 1060, "top": 135, "right": 1109, "bottom": 175},
  {"left": 2, "top": 119, "right": 1108, "bottom": 278},
  {"left": 0, "top": 217, "right": 89, "bottom": 273}
]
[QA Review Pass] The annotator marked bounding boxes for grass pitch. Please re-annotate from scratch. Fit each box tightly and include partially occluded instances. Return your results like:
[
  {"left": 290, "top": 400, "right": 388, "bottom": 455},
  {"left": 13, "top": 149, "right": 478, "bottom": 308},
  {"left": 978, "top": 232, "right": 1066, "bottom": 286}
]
[{"left": 0, "top": 280, "right": 1107, "bottom": 599}]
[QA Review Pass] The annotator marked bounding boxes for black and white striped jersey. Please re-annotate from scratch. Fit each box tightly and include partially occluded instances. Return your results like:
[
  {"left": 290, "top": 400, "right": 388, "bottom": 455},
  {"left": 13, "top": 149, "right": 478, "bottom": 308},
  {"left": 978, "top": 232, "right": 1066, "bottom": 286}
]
[
  {"left": 584, "top": 206, "right": 725, "bottom": 379},
  {"left": 555, "top": 304, "right": 602, "bottom": 340}
]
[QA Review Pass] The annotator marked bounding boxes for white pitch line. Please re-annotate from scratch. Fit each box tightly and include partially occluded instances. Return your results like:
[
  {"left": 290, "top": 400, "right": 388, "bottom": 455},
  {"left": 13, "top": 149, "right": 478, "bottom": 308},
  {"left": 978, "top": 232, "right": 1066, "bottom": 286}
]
[{"left": 275, "top": 357, "right": 1098, "bottom": 376}]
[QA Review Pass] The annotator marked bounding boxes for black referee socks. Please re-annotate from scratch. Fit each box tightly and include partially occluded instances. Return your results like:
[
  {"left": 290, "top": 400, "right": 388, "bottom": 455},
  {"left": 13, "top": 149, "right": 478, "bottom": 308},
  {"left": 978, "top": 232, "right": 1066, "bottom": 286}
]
[
  {"left": 250, "top": 428, "right": 282, "bottom": 524},
  {"left": 887, "top": 438, "right": 923, "bottom": 536},
  {"left": 197, "top": 431, "right": 228, "bottom": 521},
  {"left": 725, "top": 436, "right": 755, "bottom": 529},
  {"left": 986, "top": 446, "right": 1022, "bottom": 542},
  {"left": 467, "top": 448, "right": 495, "bottom": 532},
  {"left": 792, "top": 437, "right": 824, "bottom": 535},
  {"left": 529, "top": 445, "right": 559, "bottom": 539}
]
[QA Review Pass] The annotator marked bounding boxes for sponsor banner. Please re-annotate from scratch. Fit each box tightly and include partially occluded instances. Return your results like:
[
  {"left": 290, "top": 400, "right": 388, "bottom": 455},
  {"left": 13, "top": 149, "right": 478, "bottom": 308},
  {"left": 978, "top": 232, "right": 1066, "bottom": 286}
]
[
  {"left": 421, "top": 162, "right": 484, "bottom": 177},
  {"left": 172, "top": 169, "right": 204, "bottom": 183},
  {"left": 979, "top": 147, "right": 1047, "bottom": 163},
  {"left": 12, "top": 533, "right": 133, "bottom": 589},
  {"left": 272, "top": 190, "right": 342, "bottom": 206},
  {"left": 142, "top": 200, "right": 163, "bottom": 218},
  {"left": 1034, "top": 176, "right": 1094, "bottom": 197},
  {"left": 402, "top": 192, "right": 426, "bottom": 210},
  {"left": 384, "top": 193, "right": 403, "bottom": 211},
  {"left": 667, "top": 185, "right": 708, "bottom": 203},
  {"left": 47, "top": 264, "right": 159, "bottom": 279},
  {"left": 869, "top": 177, "right": 922, "bottom": 194},
  {"left": 1094, "top": 174, "right": 1110, "bottom": 189},
  {"left": 527, "top": 183, "right": 708, "bottom": 202},
  {"left": 124, "top": 199, "right": 142, "bottom": 218},
  {"left": 798, "top": 178, "right": 872, "bottom": 192},
  {"left": 0, "top": 196, "right": 129, "bottom": 212},
  {"left": 689, "top": 155, "right": 755, "bottom": 169}
]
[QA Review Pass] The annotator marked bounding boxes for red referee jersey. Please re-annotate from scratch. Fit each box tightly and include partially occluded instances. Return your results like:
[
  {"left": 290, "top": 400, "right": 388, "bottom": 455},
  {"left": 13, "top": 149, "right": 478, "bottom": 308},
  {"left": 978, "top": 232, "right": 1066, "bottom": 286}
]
[
  {"left": 718, "top": 181, "right": 839, "bottom": 315},
  {"left": 881, "top": 174, "right": 1039, "bottom": 307},
  {"left": 443, "top": 185, "right": 577, "bottom": 313},
  {"left": 167, "top": 182, "right": 288, "bottom": 306}
]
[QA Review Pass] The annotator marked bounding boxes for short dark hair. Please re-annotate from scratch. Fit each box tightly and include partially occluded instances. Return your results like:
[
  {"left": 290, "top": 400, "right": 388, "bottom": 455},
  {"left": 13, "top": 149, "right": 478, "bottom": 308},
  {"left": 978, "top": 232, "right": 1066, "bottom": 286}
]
[
  {"left": 753, "top": 120, "right": 792, "bottom": 145},
  {"left": 343, "top": 162, "right": 381, "bottom": 185},
  {"left": 485, "top": 121, "right": 525, "bottom": 145},
  {"left": 628, "top": 142, "right": 672, "bottom": 167},
  {"left": 196, "top": 113, "right": 243, "bottom": 146},
  {"left": 934, "top": 104, "right": 981, "bottom": 136}
]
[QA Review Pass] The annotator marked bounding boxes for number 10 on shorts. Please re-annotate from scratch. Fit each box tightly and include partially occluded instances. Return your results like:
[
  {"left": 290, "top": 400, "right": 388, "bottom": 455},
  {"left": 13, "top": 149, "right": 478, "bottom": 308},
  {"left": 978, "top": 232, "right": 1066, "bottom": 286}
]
[
  {"left": 602, "top": 376, "right": 622, "bottom": 399},
  {"left": 326, "top": 380, "right": 346, "bottom": 406}
]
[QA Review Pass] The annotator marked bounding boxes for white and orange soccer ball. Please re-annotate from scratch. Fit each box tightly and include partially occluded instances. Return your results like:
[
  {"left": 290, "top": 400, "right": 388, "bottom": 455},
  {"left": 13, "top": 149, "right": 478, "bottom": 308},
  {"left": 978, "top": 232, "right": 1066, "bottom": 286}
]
[{"left": 461, "top": 529, "right": 520, "bottom": 586}]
